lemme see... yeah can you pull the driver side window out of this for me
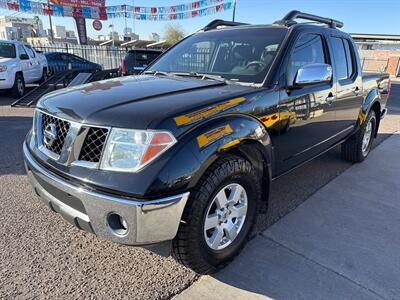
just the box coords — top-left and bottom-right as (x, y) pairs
(18, 45), (28, 59)
(288, 34), (326, 86)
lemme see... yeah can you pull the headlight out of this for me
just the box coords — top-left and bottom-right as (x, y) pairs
(100, 128), (176, 172)
(0, 65), (7, 72)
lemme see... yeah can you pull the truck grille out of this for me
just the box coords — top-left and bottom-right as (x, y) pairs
(41, 113), (70, 155)
(79, 127), (109, 163)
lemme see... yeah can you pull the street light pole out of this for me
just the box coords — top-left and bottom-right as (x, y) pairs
(47, 0), (54, 42)
(232, 0), (237, 22)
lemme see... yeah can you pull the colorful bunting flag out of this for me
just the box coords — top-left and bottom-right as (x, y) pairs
(0, 0), (233, 21)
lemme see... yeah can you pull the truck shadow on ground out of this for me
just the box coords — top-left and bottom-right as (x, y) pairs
(0, 116), (32, 175)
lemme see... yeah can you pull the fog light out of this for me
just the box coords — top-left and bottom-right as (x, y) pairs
(107, 213), (128, 236)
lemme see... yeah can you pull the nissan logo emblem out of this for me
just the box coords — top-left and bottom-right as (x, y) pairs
(43, 123), (57, 147)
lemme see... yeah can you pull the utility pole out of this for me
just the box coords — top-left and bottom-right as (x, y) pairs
(109, 23), (115, 47)
(124, 5), (127, 38)
(232, 0), (237, 22)
(47, 0), (54, 42)
(132, 0), (136, 36)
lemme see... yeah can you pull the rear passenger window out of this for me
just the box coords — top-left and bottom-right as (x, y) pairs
(331, 37), (348, 80)
(331, 37), (355, 80)
(343, 39), (354, 77)
(288, 34), (326, 85)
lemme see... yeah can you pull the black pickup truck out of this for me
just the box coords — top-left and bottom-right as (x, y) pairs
(23, 11), (391, 274)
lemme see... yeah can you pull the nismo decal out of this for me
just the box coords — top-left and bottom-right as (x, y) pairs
(174, 97), (246, 126)
(197, 124), (233, 148)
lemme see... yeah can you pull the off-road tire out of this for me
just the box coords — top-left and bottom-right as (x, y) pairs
(11, 73), (25, 99)
(341, 109), (377, 163)
(172, 155), (261, 274)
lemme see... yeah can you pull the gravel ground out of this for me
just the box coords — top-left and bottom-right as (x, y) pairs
(0, 83), (399, 299)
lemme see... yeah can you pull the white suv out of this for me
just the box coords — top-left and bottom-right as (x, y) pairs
(0, 40), (48, 98)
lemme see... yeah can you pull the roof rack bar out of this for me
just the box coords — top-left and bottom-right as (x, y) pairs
(201, 19), (248, 31)
(274, 10), (343, 28)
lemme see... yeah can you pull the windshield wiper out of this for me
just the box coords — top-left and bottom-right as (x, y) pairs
(142, 70), (171, 76)
(171, 72), (227, 83)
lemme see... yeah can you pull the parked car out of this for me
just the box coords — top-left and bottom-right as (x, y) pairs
(0, 40), (48, 98)
(23, 11), (391, 274)
(120, 49), (163, 75)
(44, 52), (102, 75)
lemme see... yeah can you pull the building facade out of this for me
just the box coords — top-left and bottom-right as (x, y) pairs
(0, 16), (44, 40)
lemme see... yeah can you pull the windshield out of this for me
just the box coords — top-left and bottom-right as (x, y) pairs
(148, 27), (287, 84)
(0, 42), (16, 58)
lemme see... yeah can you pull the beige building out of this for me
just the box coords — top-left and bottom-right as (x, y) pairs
(0, 16), (44, 40)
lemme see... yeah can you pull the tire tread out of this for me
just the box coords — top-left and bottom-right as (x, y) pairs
(172, 155), (260, 274)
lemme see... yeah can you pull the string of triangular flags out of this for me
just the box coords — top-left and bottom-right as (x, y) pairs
(0, 0), (233, 21)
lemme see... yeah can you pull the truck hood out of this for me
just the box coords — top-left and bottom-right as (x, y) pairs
(0, 57), (13, 64)
(37, 75), (254, 134)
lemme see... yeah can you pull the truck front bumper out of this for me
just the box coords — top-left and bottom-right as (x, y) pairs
(0, 73), (14, 89)
(23, 143), (189, 246)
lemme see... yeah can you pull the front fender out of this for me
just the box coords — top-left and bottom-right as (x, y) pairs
(143, 114), (273, 199)
(179, 114), (273, 189)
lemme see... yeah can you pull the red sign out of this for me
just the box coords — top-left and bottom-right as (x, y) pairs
(50, 0), (105, 8)
(92, 19), (102, 31)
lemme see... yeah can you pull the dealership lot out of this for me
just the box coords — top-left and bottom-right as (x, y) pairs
(0, 83), (399, 299)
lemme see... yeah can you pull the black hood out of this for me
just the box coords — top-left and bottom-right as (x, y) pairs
(37, 75), (254, 135)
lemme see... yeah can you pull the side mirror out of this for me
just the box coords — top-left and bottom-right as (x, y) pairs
(293, 63), (332, 87)
(20, 53), (29, 60)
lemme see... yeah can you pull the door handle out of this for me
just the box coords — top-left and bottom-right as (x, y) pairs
(353, 87), (361, 95)
(325, 94), (336, 105)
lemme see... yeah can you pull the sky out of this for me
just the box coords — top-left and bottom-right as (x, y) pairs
(1, 0), (399, 40)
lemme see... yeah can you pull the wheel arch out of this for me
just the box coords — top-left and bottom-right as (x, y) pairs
(182, 114), (273, 213)
(15, 70), (23, 78)
(361, 87), (382, 137)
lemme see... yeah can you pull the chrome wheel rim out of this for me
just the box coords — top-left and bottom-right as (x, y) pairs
(17, 78), (24, 95)
(204, 183), (248, 250)
(362, 119), (373, 155)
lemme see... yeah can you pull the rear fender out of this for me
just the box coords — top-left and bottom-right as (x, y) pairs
(358, 87), (381, 135)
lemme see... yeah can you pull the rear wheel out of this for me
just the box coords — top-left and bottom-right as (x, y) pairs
(172, 156), (260, 274)
(341, 109), (377, 162)
(11, 73), (25, 98)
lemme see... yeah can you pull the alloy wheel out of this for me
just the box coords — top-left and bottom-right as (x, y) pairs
(204, 183), (248, 250)
(17, 78), (24, 95)
(361, 119), (373, 156)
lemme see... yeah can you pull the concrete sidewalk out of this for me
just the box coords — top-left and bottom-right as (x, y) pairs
(177, 134), (400, 300)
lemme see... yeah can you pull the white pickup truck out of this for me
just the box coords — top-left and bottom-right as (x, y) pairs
(0, 40), (48, 98)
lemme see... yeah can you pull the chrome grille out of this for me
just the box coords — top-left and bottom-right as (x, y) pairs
(79, 127), (108, 163)
(41, 113), (70, 155)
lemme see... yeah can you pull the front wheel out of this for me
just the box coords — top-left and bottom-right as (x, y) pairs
(11, 73), (25, 98)
(39, 68), (49, 84)
(341, 109), (377, 162)
(172, 156), (260, 274)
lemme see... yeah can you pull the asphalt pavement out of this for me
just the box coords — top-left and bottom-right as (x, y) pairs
(178, 129), (400, 300)
(0, 83), (399, 299)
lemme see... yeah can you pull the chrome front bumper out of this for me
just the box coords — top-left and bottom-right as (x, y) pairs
(23, 143), (189, 246)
